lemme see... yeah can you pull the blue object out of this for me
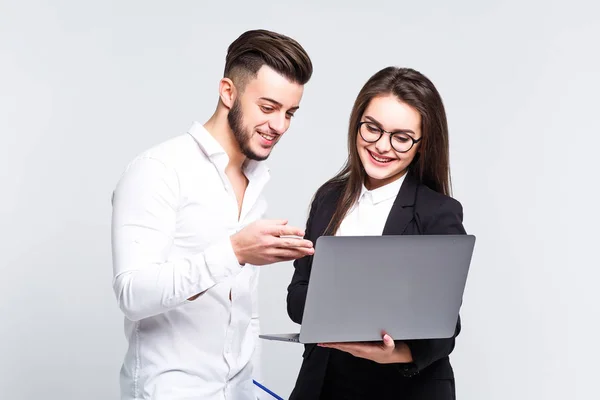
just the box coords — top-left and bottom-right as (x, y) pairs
(253, 379), (284, 400)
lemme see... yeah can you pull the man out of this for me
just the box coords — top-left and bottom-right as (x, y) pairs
(111, 29), (314, 400)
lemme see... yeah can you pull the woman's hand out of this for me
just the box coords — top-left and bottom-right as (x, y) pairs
(318, 333), (413, 364)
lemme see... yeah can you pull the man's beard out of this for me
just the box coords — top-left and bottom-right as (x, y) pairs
(227, 99), (268, 161)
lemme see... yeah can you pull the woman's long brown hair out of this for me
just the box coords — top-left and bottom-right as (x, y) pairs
(322, 67), (452, 235)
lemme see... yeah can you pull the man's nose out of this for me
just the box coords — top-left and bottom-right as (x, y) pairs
(269, 113), (288, 134)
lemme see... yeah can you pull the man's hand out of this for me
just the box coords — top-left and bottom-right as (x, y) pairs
(230, 219), (315, 266)
(318, 333), (413, 364)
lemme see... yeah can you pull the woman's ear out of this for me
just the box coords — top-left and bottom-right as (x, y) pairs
(410, 151), (421, 166)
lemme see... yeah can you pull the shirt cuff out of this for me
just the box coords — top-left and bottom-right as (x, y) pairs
(203, 236), (244, 281)
(395, 340), (430, 377)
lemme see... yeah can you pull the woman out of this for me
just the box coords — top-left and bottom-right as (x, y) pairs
(286, 67), (466, 399)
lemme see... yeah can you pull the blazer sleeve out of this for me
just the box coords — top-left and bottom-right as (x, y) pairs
(400, 197), (467, 376)
(286, 195), (320, 325)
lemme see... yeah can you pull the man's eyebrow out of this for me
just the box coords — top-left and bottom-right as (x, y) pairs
(259, 97), (300, 111)
(364, 115), (416, 135)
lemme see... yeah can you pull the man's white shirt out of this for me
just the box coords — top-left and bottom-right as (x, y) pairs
(111, 122), (269, 400)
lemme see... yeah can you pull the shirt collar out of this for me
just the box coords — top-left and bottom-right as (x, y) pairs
(187, 121), (270, 180)
(360, 171), (407, 205)
(188, 121), (226, 158)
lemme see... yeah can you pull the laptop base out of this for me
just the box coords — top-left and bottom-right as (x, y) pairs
(259, 333), (300, 342)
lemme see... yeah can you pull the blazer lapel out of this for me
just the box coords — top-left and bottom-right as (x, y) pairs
(382, 171), (419, 236)
(312, 172), (420, 238)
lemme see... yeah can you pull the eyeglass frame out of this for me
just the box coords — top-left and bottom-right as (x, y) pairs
(357, 121), (422, 153)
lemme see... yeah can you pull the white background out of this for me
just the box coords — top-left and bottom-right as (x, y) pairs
(1, 0), (598, 399)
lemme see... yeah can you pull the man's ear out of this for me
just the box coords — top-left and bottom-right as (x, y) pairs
(219, 77), (236, 109)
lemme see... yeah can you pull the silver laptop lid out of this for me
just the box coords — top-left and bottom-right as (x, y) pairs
(299, 234), (475, 344)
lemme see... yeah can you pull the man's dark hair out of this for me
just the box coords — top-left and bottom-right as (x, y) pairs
(224, 29), (313, 90)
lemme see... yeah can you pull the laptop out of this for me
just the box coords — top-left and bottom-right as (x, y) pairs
(260, 234), (475, 344)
